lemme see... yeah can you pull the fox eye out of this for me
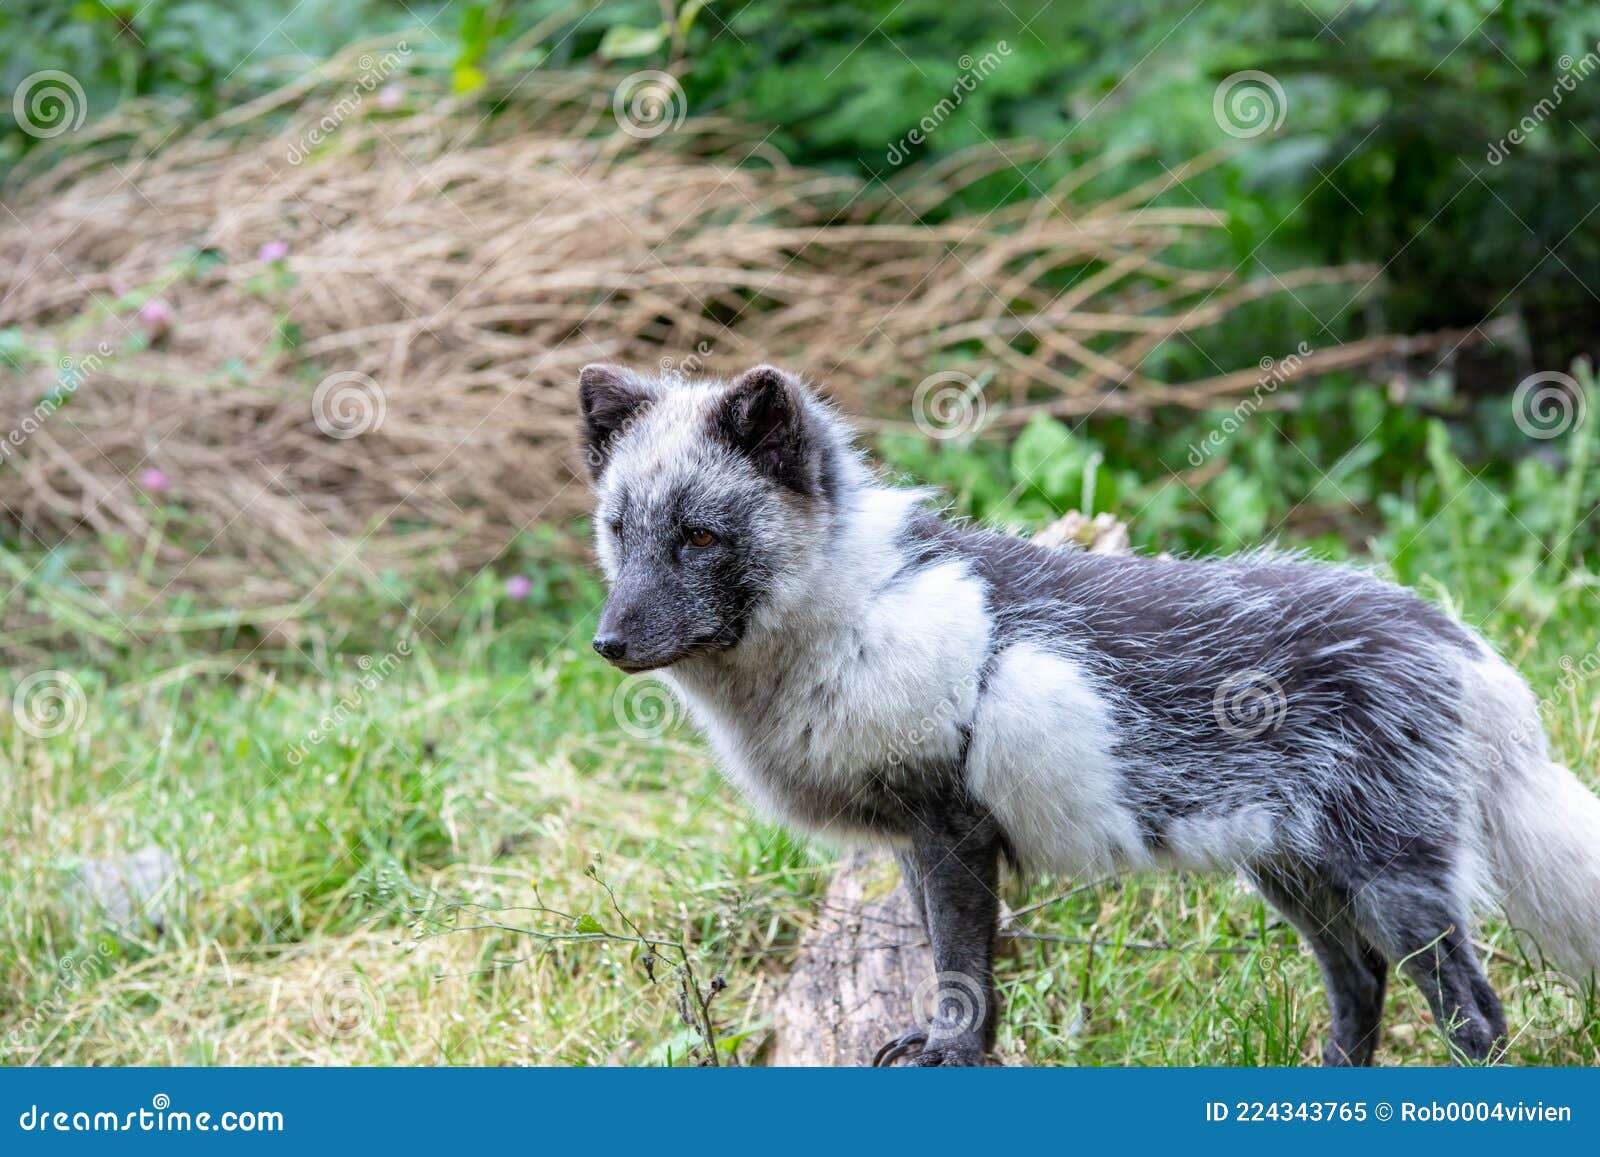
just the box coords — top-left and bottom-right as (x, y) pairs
(608, 518), (623, 538)
(684, 527), (717, 549)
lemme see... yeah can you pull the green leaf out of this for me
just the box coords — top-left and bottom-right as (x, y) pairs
(678, 1), (708, 36)
(0, 327), (29, 370)
(599, 24), (667, 61)
(457, 3), (490, 64)
(574, 914), (605, 935)
(1423, 419), (1466, 495)
(452, 63), (487, 94)
(1011, 415), (1093, 507)
(1207, 467), (1269, 543)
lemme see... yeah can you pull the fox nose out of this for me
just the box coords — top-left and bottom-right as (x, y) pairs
(593, 634), (627, 661)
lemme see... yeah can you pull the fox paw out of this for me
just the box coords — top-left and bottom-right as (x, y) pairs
(872, 1030), (984, 1067)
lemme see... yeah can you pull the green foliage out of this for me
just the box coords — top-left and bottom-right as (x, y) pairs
(0, 1), (439, 153)
(580, 1), (1600, 362)
(878, 365), (1600, 655)
(9, 2), (1596, 365)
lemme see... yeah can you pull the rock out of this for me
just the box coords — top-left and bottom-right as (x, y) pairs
(68, 846), (188, 933)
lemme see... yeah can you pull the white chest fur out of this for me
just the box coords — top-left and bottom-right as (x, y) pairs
(666, 558), (990, 831)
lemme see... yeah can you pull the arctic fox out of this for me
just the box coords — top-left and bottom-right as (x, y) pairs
(579, 362), (1600, 1066)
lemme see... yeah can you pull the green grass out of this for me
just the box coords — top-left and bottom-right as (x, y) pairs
(4, 376), (1600, 1066)
(4, 544), (1599, 1065)
(0, 622), (831, 1065)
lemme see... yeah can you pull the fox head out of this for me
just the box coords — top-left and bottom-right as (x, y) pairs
(578, 363), (852, 671)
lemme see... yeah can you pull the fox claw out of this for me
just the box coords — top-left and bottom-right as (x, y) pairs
(872, 1030), (928, 1066)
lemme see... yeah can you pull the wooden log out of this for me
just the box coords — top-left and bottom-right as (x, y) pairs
(766, 851), (931, 1066)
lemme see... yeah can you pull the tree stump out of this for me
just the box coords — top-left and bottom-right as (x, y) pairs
(766, 852), (930, 1066)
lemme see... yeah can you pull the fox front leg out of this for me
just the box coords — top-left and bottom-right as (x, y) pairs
(875, 812), (1002, 1067)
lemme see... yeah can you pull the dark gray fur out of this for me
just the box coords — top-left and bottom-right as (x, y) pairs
(900, 516), (1506, 1065)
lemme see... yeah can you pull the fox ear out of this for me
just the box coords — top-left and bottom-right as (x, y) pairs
(714, 365), (817, 494)
(578, 364), (654, 479)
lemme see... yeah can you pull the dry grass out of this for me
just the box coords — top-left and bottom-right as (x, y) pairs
(0, 48), (1427, 608)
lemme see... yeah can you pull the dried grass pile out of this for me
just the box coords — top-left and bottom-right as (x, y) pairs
(0, 50), (1415, 612)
